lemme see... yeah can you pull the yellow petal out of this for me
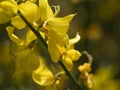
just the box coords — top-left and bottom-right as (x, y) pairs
(0, 0), (18, 23)
(0, 8), (10, 23)
(32, 59), (55, 86)
(44, 14), (75, 34)
(54, 14), (76, 23)
(26, 29), (37, 44)
(19, 1), (40, 23)
(6, 26), (22, 44)
(57, 45), (66, 55)
(66, 49), (81, 61)
(48, 30), (69, 45)
(15, 49), (39, 75)
(0, 0), (18, 14)
(39, 0), (53, 21)
(69, 32), (81, 45)
(11, 15), (25, 29)
(52, 5), (60, 16)
(62, 56), (73, 70)
(78, 63), (91, 72)
(48, 39), (60, 63)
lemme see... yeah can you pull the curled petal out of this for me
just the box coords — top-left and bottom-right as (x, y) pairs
(69, 32), (81, 45)
(32, 59), (55, 86)
(51, 5), (60, 16)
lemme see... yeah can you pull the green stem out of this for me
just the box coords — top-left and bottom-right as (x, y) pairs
(58, 61), (82, 89)
(18, 10), (48, 48)
(18, 10), (82, 90)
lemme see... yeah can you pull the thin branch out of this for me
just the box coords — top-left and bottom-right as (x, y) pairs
(58, 61), (82, 89)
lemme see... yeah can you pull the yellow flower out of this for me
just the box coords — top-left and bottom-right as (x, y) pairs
(11, 1), (40, 30)
(49, 33), (81, 70)
(6, 26), (22, 44)
(0, 0), (18, 23)
(6, 26), (37, 46)
(78, 63), (93, 88)
(38, 0), (77, 65)
(66, 49), (81, 61)
(78, 63), (91, 73)
(32, 58), (56, 86)
(19, 1), (40, 24)
(61, 49), (81, 70)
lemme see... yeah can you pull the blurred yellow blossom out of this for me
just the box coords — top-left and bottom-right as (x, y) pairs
(78, 63), (94, 88)
(0, 0), (18, 23)
(6, 26), (22, 44)
(91, 67), (120, 90)
(6, 26), (37, 46)
(78, 63), (91, 73)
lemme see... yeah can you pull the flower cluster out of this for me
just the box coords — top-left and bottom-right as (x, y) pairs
(78, 52), (94, 88)
(0, 0), (93, 89)
(78, 63), (94, 88)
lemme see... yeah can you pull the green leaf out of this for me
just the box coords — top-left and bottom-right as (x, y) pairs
(15, 48), (39, 75)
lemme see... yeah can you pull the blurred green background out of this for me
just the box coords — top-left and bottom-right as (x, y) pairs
(0, 0), (120, 90)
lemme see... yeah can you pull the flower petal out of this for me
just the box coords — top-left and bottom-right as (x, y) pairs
(45, 14), (75, 34)
(11, 15), (25, 29)
(78, 63), (91, 72)
(39, 0), (53, 21)
(19, 1), (40, 23)
(48, 39), (60, 63)
(48, 30), (69, 45)
(32, 59), (55, 86)
(0, 8), (10, 23)
(0, 0), (18, 23)
(66, 49), (81, 61)
(62, 56), (73, 70)
(26, 29), (37, 44)
(6, 26), (22, 44)
(69, 32), (81, 45)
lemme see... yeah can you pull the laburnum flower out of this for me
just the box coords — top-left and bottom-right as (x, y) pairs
(0, 0), (18, 23)
(10, 0), (40, 30)
(6, 26), (37, 47)
(32, 58), (57, 86)
(78, 63), (94, 88)
(38, 0), (79, 64)
(5, 1), (40, 46)
(61, 33), (81, 70)
(49, 33), (81, 70)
